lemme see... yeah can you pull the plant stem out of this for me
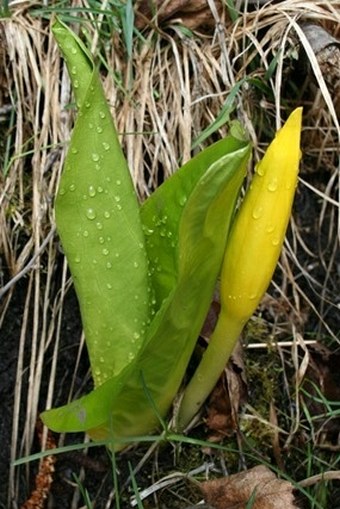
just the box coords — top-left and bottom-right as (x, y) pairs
(176, 311), (243, 431)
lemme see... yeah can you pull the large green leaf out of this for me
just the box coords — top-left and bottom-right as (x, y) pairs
(42, 20), (251, 443)
(52, 20), (150, 386)
(42, 140), (250, 440)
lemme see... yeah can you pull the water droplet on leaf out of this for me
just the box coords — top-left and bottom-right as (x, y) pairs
(86, 208), (96, 220)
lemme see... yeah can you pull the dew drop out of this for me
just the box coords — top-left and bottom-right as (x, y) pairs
(71, 147), (78, 155)
(142, 226), (154, 236)
(256, 164), (265, 176)
(99, 111), (106, 119)
(71, 66), (77, 75)
(116, 179), (121, 186)
(88, 123), (94, 129)
(114, 195), (121, 202)
(99, 236), (105, 244)
(107, 283), (112, 289)
(93, 258), (98, 264)
(69, 184), (76, 192)
(116, 204), (122, 211)
(88, 185), (96, 197)
(91, 153), (100, 162)
(104, 211), (110, 219)
(96, 126), (103, 134)
(272, 237), (280, 246)
(96, 222), (103, 230)
(102, 248), (109, 256)
(102, 142), (110, 151)
(74, 79), (79, 89)
(83, 230), (89, 237)
(179, 196), (187, 207)
(252, 206), (263, 219)
(133, 332), (140, 340)
(85, 102), (91, 109)
(115, 252), (120, 258)
(86, 208), (96, 220)
(128, 352), (135, 361)
(97, 186), (104, 193)
(59, 187), (66, 196)
(99, 356), (105, 363)
(94, 368), (101, 376)
(268, 178), (278, 192)
(266, 224), (275, 233)
(106, 262), (112, 269)
(74, 256), (80, 263)
(71, 47), (77, 55)
(133, 261), (139, 268)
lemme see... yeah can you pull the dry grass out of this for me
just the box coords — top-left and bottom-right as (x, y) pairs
(1, 0), (339, 507)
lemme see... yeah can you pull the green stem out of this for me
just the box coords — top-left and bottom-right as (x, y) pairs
(176, 311), (243, 430)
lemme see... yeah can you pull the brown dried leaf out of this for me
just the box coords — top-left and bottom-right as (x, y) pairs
(135, 0), (224, 31)
(200, 465), (299, 509)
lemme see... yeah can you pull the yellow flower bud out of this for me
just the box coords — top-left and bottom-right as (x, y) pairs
(220, 107), (302, 324)
(177, 108), (302, 430)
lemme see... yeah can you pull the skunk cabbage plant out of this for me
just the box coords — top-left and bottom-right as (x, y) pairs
(41, 19), (251, 446)
(177, 107), (302, 429)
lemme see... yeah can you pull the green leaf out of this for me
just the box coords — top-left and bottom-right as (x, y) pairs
(42, 20), (252, 443)
(102, 142), (251, 441)
(52, 19), (150, 386)
(41, 138), (250, 440)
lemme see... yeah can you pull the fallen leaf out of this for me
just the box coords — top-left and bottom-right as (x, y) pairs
(200, 465), (300, 509)
(135, 0), (225, 31)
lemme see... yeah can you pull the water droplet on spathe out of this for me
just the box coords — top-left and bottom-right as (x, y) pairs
(102, 142), (110, 151)
(74, 256), (80, 263)
(252, 206), (263, 219)
(96, 222), (103, 230)
(104, 211), (110, 218)
(71, 47), (77, 55)
(267, 178), (278, 192)
(69, 184), (76, 192)
(71, 147), (78, 155)
(97, 186), (104, 193)
(99, 236), (105, 244)
(91, 153), (100, 162)
(107, 283), (112, 289)
(256, 164), (265, 176)
(106, 262), (112, 269)
(74, 79), (79, 89)
(102, 248), (109, 256)
(83, 230), (89, 237)
(99, 111), (106, 119)
(96, 126), (103, 133)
